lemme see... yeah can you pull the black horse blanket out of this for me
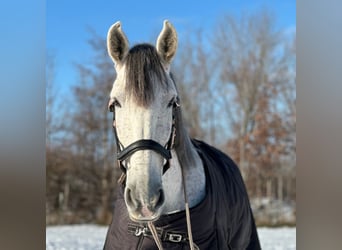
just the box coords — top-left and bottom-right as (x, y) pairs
(104, 139), (260, 249)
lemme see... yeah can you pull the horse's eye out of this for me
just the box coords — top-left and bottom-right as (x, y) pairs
(108, 98), (121, 112)
(167, 98), (174, 108)
(167, 96), (180, 108)
(113, 98), (122, 108)
(167, 97), (180, 108)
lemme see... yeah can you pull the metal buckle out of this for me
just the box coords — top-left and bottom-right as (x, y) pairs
(134, 227), (148, 237)
(168, 233), (182, 243)
(170, 126), (176, 149)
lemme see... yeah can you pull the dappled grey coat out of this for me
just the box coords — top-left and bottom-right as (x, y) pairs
(104, 139), (261, 249)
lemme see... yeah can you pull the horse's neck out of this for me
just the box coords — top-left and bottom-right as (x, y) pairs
(162, 145), (206, 214)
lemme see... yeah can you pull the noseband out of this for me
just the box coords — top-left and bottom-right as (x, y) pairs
(109, 101), (179, 177)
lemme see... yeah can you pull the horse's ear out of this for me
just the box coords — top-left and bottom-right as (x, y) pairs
(156, 20), (178, 65)
(107, 21), (129, 66)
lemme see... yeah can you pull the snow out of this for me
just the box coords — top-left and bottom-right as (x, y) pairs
(257, 227), (296, 250)
(46, 225), (296, 250)
(46, 225), (107, 250)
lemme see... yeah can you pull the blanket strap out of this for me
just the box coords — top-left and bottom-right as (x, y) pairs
(128, 223), (188, 243)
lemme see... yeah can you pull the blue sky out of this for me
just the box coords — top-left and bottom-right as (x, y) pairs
(47, 0), (296, 96)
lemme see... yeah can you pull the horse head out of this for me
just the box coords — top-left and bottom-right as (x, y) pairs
(107, 21), (179, 222)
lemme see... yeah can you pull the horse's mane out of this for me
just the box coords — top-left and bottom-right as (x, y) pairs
(122, 44), (196, 169)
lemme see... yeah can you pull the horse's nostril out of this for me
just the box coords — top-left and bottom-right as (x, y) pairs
(125, 188), (137, 208)
(154, 189), (165, 209)
(147, 189), (164, 210)
(125, 187), (164, 214)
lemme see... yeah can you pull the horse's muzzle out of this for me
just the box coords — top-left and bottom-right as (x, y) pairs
(124, 187), (165, 222)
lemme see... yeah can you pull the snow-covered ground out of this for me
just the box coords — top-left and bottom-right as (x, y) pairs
(46, 225), (296, 250)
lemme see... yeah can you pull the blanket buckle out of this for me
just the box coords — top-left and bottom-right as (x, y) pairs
(168, 233), (182, 242)
(134, 227), (148, 237)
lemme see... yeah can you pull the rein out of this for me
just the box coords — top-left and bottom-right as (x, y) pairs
(108, 100), (198, 250)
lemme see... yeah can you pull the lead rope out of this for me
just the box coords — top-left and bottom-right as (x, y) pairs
(146, 166), (199, 250)
(181, 165), (200, 250)
(147, 221), (164, 250)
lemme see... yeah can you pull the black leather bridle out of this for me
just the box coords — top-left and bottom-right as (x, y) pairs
(109, 100), (179, 176)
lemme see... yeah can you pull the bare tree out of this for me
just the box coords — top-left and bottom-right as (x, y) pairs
(173, 30), (218, 142)
(46, 52), (56, 148)
(213, 10), (288, 179)
(46, 32), (120, 225)
(70, 31), (119, 224)
(46, 52), (75, 224)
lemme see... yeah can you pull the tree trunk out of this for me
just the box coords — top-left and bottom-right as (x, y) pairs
(266, 178), (272, 199)
(239, 139), (246, 180)
(277, 175), (283, 201)
(63, 182), (69, 211)
(256, 174), (262, 198)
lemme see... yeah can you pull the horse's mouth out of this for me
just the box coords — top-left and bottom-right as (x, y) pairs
(125, 189), (165, 222)
(128, 207), (161, 222)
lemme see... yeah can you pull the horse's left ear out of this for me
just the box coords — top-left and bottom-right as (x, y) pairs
(156, 20), (178, 66)
(107, 21), (129, 66)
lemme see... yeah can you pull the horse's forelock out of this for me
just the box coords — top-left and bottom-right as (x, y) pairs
(123, 44), (168, 107)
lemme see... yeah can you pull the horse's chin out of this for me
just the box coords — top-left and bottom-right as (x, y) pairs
(125, 197), (164, 222)
(128, 209), (161, 223)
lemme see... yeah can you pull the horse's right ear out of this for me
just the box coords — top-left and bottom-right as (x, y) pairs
(156, 20), (178, 66)
(107, 21), (129, 66)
